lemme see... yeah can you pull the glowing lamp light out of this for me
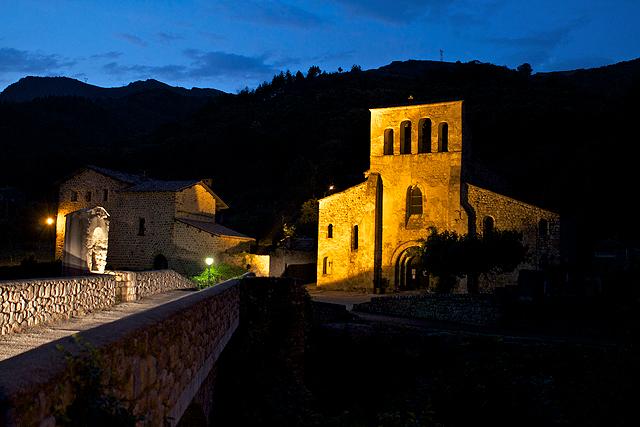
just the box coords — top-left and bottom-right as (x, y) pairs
(205, 257), (214, 266)
(328, 185), (335, 191)
(45, 217), (55, 226)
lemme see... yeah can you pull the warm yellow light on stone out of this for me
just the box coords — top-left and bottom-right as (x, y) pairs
(45, 217), (54, 226)
(205, 257), (214, 266)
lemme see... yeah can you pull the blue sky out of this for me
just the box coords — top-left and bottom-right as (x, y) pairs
(1, 0), (638, 93)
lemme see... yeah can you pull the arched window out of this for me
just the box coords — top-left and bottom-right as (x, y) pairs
(327, 224), (333, 238)
(482, 216), (494, 237)
(418, 118), (431, 153)
(85, 191), (92, 202)
(70, 190), (78, 202)
(438, 122), (448, 152)
(400, 121), (411, 154)
(352, 225), (359, 251)
(406, 186), (423, 216)
(383, 129), (394, 155)
(538, 219), (549, 238)
(322, 256), (332, 275)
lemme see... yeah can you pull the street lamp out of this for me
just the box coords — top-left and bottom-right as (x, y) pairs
(205, 257), (214, 286)
(45, 217), (54, 226)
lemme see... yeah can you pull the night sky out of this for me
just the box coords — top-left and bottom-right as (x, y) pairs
(1, 0), (639, 93)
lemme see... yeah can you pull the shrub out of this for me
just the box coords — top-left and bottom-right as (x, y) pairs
(191, 263), (247, 289)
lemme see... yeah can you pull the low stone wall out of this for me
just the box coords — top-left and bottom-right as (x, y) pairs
(354, 294), (502, 326)
(0, 278), (241, 426)
(0, 270), (196, 335)
(0, 275), (118, 335)
(134, 269), (196, 299)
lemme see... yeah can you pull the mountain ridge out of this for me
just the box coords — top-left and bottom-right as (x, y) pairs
(0, 76), (225, 102)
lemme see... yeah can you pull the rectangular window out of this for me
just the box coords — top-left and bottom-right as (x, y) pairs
(352, 225), (359, 251)
(70, 191), (78, 202)
(85, 191), (92, 202)
(138, 217), (146, 236)
(103, 189), (108, 202)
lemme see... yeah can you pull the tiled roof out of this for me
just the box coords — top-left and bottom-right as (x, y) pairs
(86, 165), (147, 184)
(83, 165), (229, 209)
(124, 180), (201, 192)
(176, 218), (254, 240)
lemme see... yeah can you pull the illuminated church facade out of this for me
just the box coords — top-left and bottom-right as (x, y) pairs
(317, 101), (560, 292)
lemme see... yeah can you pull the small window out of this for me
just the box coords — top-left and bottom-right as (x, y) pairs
(103, 189), (108, 202)
(418, 118), (432, 153)
(383, 129), (394, 155)
(400, 121), (411, 154)
(322, 256), (332, 275)
(483, 216), (494, 237)
(138, 217), (146, 236)
(407, 186), (423, 216)
(538, 219), (549, 238)
(70, 191), (78, 202)
(352, 225), (359, 251)
(438, 122), (448, 152)
(327, 224), (333, 238)
(85, 191), (92, 202)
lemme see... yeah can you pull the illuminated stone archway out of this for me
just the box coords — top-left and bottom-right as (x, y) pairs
(390, 242), (426, 290)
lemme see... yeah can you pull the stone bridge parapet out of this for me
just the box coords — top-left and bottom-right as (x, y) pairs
(0, 278), (240, 426)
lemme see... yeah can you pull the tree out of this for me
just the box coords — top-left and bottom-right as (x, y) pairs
(517, 63), (533, 77)
(350, 64), (362, 73)
(295, 198), (318, 237)
(418, 227), (527, 293)
(306, 65), (321, 79)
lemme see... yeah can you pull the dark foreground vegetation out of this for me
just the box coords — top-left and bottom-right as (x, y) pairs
(209, 290), (637, 427)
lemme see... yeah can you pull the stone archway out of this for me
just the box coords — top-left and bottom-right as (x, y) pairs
(393, 245), (427, 290)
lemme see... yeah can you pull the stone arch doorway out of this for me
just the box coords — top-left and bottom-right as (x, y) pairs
(394, 246), (427, 290)
(153, 253), (168, 269)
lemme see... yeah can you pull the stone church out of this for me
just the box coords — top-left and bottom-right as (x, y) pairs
(317, 101), (560, 292)
(55, 166), (255, 275)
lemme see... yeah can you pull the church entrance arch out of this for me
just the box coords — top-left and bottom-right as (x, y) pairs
(393, 246), (427, 290)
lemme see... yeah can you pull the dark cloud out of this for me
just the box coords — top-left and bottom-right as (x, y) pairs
(330, 0), (443, 24)
(103, 62), (187, 80)
(199, 31), (226, 42)
(117, 33), (147, 47)
(484, 19), (586, 68)
(157, 32), (183, 43)
(185, 49), (276, 78)
(217, 0), (324, 28)
(0, 47), (75, 73)
(90, 51), (123, 60)
(102, 50), (276, 82)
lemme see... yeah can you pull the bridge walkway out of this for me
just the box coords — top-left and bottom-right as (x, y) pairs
(0, 289), (195, 362)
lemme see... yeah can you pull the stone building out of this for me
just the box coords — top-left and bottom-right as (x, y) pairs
(55, 166), (254, 275)
(317, 101), (560, 292)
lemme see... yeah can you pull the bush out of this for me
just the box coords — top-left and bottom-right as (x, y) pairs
(191, 263), (247, 289)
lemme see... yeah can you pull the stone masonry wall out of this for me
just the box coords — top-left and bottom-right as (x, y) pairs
(370, 102), (468, 287)
(466, 184), (561, 290)
(0, 270), (196, 335)
(354, 293), (502, 326)
(317, 175), (378, 290)
(56, 169), (130, 259)
(134, 269), (196, 298)
(0, 275), (118, 335)
(0, 279), (240, 426)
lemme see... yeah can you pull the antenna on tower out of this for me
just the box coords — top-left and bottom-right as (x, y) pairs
(440, 49), (444, 62)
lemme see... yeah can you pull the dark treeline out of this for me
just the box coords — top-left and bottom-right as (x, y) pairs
(1, 58), (639, 258)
